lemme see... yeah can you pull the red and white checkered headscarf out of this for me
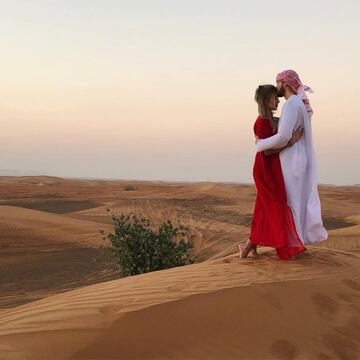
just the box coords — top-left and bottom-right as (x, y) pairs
(276, 69), (313, 116)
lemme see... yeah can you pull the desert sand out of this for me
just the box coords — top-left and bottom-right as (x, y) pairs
(0, 176), (359, 359)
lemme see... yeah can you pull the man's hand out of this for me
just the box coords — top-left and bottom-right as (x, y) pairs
(288, 126), (303, 146)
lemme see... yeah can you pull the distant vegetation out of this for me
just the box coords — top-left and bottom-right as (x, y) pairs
(124, 185), (137, 191)
(100, 211), (194, 277)
(322, 216), (356, 230)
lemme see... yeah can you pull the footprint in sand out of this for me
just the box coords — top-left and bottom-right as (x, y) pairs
(323, 332), (358, 360)
(167, 284), (187, 292)
(340, 252), (358, 259)
(336, 293), (353, 302)
(296, 252), (313, 259)
(252, 286), (282, 310)
(343, 279), (360, 291)
(99, 304), (124, 316)
(317, 353), (333, 360)
(208, 272), (219, 277)
(311, 293), (340, 317)
(270, 339), (298, 360)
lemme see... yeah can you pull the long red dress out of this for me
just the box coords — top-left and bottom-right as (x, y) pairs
(249, 116), (306, 259)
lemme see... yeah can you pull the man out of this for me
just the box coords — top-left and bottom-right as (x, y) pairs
(256, 70), (328, 244)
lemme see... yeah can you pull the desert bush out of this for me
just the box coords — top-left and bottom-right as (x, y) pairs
(100, 211), (193, 277)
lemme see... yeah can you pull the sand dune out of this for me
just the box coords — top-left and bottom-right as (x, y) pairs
(0, 247), (359, 359)
(0, 205), (116, 309)
(318, 224), (360, 252)
(0, 177), (359, 359)
(0, 205), (111, 254)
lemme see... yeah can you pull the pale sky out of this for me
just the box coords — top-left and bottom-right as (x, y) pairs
(0, 0), (359, 185)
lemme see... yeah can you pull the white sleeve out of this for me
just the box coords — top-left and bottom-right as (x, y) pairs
(256, 100), (299, 152)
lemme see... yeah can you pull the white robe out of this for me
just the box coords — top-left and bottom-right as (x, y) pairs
(256, 95), (328, 244)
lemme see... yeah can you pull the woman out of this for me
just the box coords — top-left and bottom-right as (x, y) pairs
(240, 85), (306, 260)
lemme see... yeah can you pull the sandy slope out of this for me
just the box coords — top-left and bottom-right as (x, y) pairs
(0, 247), (359, 360)
(0, 205), (110, 253)
(0, 178), (359, 359)
(0, 206), (117, 309)
(317, 214), (360, 252)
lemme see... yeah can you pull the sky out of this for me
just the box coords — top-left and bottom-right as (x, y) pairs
(0, 0), (359, 185)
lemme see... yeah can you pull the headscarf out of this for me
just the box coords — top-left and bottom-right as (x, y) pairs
(276, 69), (314, 116)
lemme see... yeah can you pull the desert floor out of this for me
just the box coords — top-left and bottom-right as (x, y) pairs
(0, 176), (359, 359)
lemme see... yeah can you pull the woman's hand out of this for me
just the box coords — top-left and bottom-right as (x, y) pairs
(288, 127), (303, 146)
(255, 135), (259, 144)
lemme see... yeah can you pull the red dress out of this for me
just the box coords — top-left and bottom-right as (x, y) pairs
(249, 116), (306, 260)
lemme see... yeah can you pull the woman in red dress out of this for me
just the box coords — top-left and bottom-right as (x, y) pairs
(240, 85), (306, 260)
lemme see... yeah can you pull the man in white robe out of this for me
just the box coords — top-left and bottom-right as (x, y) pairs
(256, 70), (328, 244)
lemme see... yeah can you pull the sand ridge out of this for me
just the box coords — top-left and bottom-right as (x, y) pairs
(0, 247), (359, 359)
(0, 205), (112, 253)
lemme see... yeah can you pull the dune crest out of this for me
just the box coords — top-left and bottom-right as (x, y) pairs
(0, 247), (359, 359)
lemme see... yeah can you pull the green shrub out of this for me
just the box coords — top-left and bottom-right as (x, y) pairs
(100, 211), (193, 277)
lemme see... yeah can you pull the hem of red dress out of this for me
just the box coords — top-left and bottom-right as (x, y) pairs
(249, 237), (306, 260)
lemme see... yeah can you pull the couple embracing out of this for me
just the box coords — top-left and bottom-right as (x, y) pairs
(240, 69), (328, 260)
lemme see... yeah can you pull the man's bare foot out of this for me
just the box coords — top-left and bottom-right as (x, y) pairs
(239, 239), (255, 259)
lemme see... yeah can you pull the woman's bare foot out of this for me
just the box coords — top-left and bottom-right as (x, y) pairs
(239, 239), (255, 259)
(249, 245), (258, 257)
